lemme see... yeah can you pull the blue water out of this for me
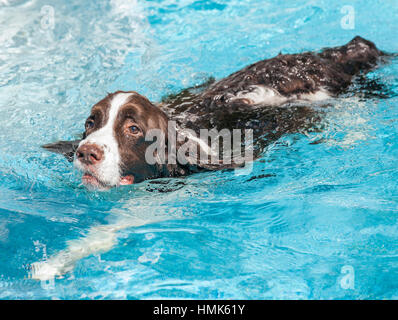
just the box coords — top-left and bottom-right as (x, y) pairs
(0, 0), (397, 299)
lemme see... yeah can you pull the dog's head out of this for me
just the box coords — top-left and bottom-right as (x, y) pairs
(44, 90), (245, 189)
(74, 91), (169, 189)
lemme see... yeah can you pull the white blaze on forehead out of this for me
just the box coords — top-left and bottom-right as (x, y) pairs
(74, 92), (134, 186)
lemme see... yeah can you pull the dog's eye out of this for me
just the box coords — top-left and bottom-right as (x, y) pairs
(128, 125), (140, 134)
(85, 119), (95, 130)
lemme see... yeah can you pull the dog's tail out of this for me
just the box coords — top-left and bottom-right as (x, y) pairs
(319, 36), (386, 76)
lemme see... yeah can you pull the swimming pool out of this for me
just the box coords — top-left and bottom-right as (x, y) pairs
(0, 0), (397, 299)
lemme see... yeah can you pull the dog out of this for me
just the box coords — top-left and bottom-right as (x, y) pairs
(43, 36), (387, 189)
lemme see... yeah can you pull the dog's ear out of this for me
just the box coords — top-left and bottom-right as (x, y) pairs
(42, 140), (81, 162)
(173, 129), (251, 173)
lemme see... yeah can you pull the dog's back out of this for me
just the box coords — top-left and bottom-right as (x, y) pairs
(159, 36), (387, 164)
(199, 36), (384, 103)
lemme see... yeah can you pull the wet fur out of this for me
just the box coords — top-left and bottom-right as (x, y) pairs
(44, 36), (388, 181)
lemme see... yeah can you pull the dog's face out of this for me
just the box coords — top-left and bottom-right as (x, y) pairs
(74, 91), (169, 189)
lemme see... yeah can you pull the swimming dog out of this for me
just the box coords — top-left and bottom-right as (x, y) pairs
(43, 36), (387, 189)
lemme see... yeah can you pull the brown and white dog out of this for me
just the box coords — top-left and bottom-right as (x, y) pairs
(43, 36), (388, 189)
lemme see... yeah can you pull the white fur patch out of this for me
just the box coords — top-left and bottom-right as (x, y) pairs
(29, 215), (156, 281)
(232, 85), (288, 106)
(74, 92), (133, 186)
(299, 88), (331, 101)
(29, 195), (179, 281)
(230, 85), (331, 106)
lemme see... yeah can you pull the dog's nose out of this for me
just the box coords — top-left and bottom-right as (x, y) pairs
(76, 144), (103, 165)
